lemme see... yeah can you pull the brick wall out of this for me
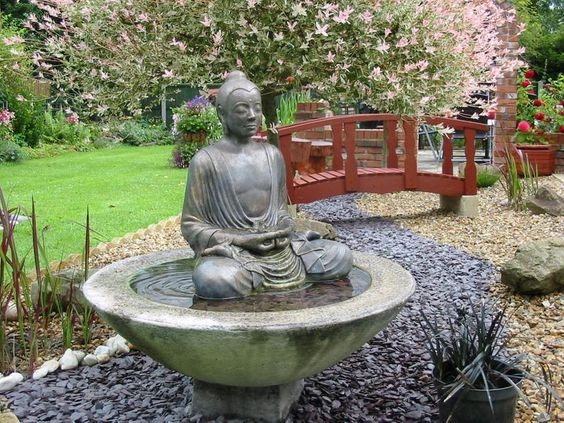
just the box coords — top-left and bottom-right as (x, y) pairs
(293, 102), (409, 171)
(493, 0), (520, 166)
(546, 133), (564, 173)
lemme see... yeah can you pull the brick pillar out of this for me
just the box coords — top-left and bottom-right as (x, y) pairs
(494, 0), (520, 165)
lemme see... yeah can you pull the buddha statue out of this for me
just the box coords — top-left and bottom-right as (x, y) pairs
(181, 71), (352, 299)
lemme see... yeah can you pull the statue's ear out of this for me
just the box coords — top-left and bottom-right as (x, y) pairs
(217, 105), (224, 123)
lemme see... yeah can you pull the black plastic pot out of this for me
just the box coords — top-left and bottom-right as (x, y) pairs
(434, 361), (523, 423)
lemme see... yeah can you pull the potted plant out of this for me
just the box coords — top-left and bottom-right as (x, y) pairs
(420, 301), (560, 423)
(514, 70), (563, 175)
(170, 96), (222, 168)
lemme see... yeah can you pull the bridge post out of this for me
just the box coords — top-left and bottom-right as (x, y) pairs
(402, 118), (418, 189)
(344, 122), (359, 191)
(279, 133), (295, 201)
(331, 123), (344, 171)
(384, 120), (398, 168)
(463, 128), (477, 195)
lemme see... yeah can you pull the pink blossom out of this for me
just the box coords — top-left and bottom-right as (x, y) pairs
(384, 28), (392, 38)
(3, 35), (25, 46)
(369, 67), (382, 80)
(163, 69), (176, 79)
(360, 11), (373, 24)
(386, 91), (397, 99)
(137, 13), (149, 22)
(16, 95), (26, 102)
(65, 114), (79, 124)
(287, 21), (298, 31)
(326, 51), (335, 63)
(333, 7), (353, 24)
(517, 121), (531, 132)
(395, 37), (408, 48)
(375, 40), (389, 54)
(201, 15), (212, 27)
(315, 23), (329, 37)
(12, 63), (20, 71)
(0, 109), (15, 126)
(170, 38), (187, 51)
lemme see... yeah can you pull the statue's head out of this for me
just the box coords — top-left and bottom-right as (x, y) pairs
(216, 71), (262, 139)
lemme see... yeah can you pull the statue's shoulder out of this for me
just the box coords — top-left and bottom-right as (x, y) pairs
(188, 144), (219, 169)
(259, 141), (284, 159)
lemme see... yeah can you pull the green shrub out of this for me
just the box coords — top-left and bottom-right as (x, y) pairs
(115, 120), (174, 146)
(476, 168), (500, 188)
(21, 143), (93, 160)
(41, 110), (99, 146)
(0, 141), (24, 163)
(171, 140), (204, 168)
(0, 17), (46, 147)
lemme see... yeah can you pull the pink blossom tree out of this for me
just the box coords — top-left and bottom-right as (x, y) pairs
(27, 0), (522, 128)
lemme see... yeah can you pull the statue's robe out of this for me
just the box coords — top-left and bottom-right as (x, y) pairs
(181, 142), (352, 299)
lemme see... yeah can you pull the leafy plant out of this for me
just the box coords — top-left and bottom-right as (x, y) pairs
(172, 96), (222, 140)
(420, 301), (560, 418)
(515, 71), (564, 144)
(476, 168), (500, 189)
(41, 110), (99, 148)
(0, 141), (23, 163)
(114, 120), (174, 146)
(276, 90), (311, 125)
(170, 140), (205, 169)
(498, 146), (539, 210)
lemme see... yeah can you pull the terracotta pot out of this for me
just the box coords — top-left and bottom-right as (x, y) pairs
(514, 144), (556, 176)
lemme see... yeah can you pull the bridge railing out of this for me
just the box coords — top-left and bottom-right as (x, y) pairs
(276, 114), (488, 197)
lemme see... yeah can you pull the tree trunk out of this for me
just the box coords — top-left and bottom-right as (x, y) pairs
(261, 91), (278, 147)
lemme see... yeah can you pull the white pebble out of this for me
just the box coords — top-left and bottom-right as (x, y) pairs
(43, 359), (60, 374)
(32, 367), (49, 380)
(59, 348), (79, 370)
(73, 350), (86, 363)
(96, 353), (110, 364)
(82, 354), (98, 366)
(0, 372), (23, 392)
(94, 345), (111, 357)
(106, 335), (130, 355)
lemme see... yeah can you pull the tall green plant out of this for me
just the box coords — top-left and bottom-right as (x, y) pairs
(276, 91), (311, 125)
(498, 146), (539, 210)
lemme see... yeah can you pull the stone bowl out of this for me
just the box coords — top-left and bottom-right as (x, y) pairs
(83, 248), (415, 387)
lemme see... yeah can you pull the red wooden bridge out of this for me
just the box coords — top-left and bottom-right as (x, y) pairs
(276, 114), (488, 205)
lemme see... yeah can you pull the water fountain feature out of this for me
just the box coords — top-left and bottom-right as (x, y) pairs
(83, 72), (415, 421)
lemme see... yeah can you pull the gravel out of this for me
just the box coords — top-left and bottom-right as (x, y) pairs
(4, 193), (510, 422)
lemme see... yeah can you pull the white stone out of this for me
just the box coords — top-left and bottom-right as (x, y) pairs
(107, 335), (130, 355)
(94, 345), (111, 357)
(0, 372), (24, 392)
(59, 348), (79, 370)
(96, 353), (110, 364)
(32, 366), (49, 380)
(105, 337), (118, 356)
(73, 350), (86, 363)
(82, 354), (98, 366)
(42, 359), (60, 374)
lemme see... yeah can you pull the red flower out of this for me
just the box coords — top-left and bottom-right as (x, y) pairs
(559, 110), (564, 116)
(544, 84), (552, 91)
(560, 125), (564, 133)
(517, 120), (531, 132)
(524, 69), (536, 79)
(560, 100), (564, 106)
(487, 110), (496, 119)
(534, 112), (545, 120)
(521, 79), (531, 88)
(532, 99), (543, 107)
(286, 76), (295, 83)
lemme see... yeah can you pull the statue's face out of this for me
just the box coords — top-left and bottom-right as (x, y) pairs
(222, 88), (262, 140)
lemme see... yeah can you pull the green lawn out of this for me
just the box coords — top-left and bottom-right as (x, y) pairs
(0, 145), (187, 263)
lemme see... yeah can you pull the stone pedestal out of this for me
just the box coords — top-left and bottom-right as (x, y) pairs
(192, 379), (304, 422)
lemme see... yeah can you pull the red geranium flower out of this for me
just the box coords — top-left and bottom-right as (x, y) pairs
(487, 110), (496, 119)
(286, 76), (296, 83)
(524, 69), (535, 79)
(517, 120), (531, 132)
(560, 125), (564, 133)
(534, 112), (544, 121)
(532, 99), (543, 107)
(521, 79), (531, 88)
